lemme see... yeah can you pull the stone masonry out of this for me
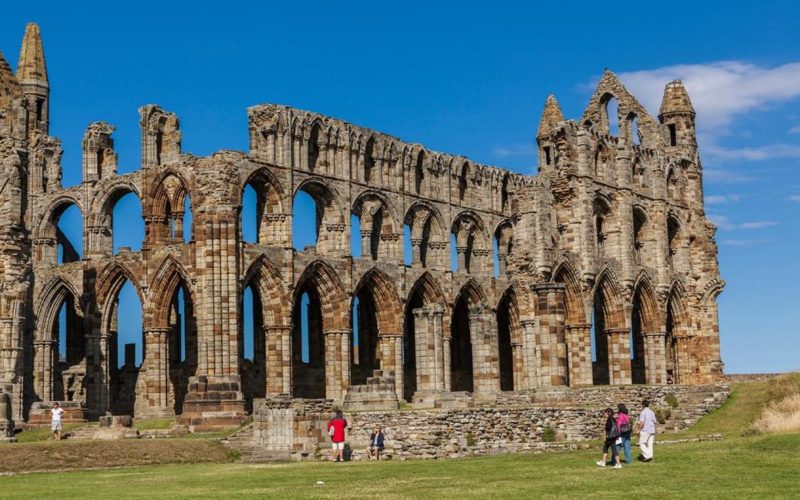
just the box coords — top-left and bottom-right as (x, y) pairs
(0, 24), (724, 430)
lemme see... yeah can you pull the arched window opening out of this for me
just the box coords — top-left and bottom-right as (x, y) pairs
(590, 297), (609, 385)
(493, 238), (501, 278)
(450, 233), (458, 272)
(420, 218), (431, 267)
(108, 280), (143, 415)
(242, 184), (258, 244)
(403, 224), (412, 266)
(292, 287), (325, 398)
(630, 115), (641, 145)
(450, 292), (474, 392)
(112, 192), (144, 254)
(364, 137), (376, 184)
(603, 95), (620, 136)
(414, 151), (425, 195)
(668, 124), (677, 146)
(496, 291), (516, 391)
(632, 160), (644, 188)
(666, 168), (679, 202)
(350, 214), (362, 257)
(293, 189), (322, 251)
(168, 284), (197, 414)
(240, 283), (265, 410)
(630, 291), (647, 384)
(308, 124), (322, 172)
(351, 289), (380, 386)
(633, 208), (647, 266)
(54, 294), (85, 402)
(465, 232), (475, 273)
(593, 199), (610, 257)
(367, 208), (384, 261)
(495, 224), (513, 278)
(182, 195), (193, 243)
(453, 216), (485, 274)
(501, 176), (510, 213)
(668, 217), (680, 270)
(458, 162), (468, 202)
(56, 204), (83, 264)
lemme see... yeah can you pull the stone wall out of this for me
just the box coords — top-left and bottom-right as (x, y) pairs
(247, 384), (729, 461)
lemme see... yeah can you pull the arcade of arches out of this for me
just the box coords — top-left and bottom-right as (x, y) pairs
(0, 24), (724, 429)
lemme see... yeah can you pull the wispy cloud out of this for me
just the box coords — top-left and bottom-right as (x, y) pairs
(704, 168), (756, 184)
(709, 214), (778, 231)
(789, 124), (800, 134)
(493, 144), (536, 159)
(616, 62), (800, 169)
(789, 194), (800, 202)
(721, 239), (771, 247)
(705, 194), (742, 204)
(618, 62), (800, 133)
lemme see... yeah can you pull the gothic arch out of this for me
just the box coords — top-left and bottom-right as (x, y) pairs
(147, 256), (194, 328)
(293, 260), (349, 331)
(36, 276), (83, 342)
(243, 254), (290, 327)
(96, 260), (144, 309)
(552, 260), (587, 324)
(352, 266), (403, 335)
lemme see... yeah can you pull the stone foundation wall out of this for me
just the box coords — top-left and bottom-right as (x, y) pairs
(248, 384), (729, 461)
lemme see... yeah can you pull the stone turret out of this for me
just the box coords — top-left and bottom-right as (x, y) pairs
(16, 22), (49, 139)
(536, 95), (564, 173)
(659, 80), (696, 148)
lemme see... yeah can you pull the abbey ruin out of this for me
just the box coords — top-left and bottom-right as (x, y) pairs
(0, 24), (724, 431)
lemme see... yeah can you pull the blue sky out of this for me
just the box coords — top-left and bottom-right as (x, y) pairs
(2, 0), (799, 373)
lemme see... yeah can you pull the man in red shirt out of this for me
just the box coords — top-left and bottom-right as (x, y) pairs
(327, 409), (348, 462)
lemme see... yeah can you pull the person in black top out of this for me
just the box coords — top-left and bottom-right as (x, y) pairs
(596, 407), (622, 468)
(369, 425), (385, 460)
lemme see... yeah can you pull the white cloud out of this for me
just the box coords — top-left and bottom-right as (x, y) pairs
(618, 62), (800, 132)
(708, 214), (778, 231)
(721, 239), (771, 246)
(615, 62), (800, 168)
(789, 195), (800, 202)
(739, 221), (778, 229)
(704, 168), (755, 184)
(789, 124), (800, 134)
(705, 194), (742, 204)
(493, 144), (536, 159)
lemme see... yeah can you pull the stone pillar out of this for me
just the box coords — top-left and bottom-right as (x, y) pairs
(324, 329), (351, 400)
(497, 253), (507, 277)
(566, 323), (593, 386)
(511, 341), (525, 390)
(360, 230), (372, 258)
(33, 339), (55, 402)
(469, 307), (500, 397)
(136, 327), (171, 417)
(410, 239), (422, 267)
(532, 284), (568, 387)
(413, 305), (445, 393)
(644, 331), (667, 384)
(456, 246), (467, 271)
(265, 325), (291, 396)
(378, 333), (403, 401)
(520, 319), (537, 389)
(606, 327), (632, 385)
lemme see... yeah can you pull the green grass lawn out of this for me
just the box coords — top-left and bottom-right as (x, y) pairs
(2, 379), (798, 499)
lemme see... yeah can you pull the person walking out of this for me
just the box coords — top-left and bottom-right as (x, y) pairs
(616, 403), (633, 464)
(327, 409), (348, 462)
(636, 399), (657, 462)
(368, 425), (385, 460)
(596, 407), (622, 468)
(50, 402), (65, 441)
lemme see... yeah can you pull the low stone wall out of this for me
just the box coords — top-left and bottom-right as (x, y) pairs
(244, 384), (730, 461)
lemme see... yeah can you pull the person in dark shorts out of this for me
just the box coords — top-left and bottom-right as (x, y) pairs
(368, 425), (385, 460)
(596, 407), (622, 468)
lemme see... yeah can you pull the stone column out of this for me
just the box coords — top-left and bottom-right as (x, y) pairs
(410, 239), (422, 267)
(532, 284), (568, 387)
(469, 307), (500, 397)
(33, 339), (55, 402)
(511, 341), (525, 390)
(456, 247), (467, 271)
(136, 327), (171, 417)
(360, 230), (372, 258)
(606, 327), (632, 385)
(324, 329), (351, 400)
(378, 333), (403, 400)
(497, 252), (507, 277)
(644, 331), (667, 384)
(413, 305), (445, 393)
(265, 325), (291, 396)
(566, 323), (593, 386)
(520, 319), (537, 389)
